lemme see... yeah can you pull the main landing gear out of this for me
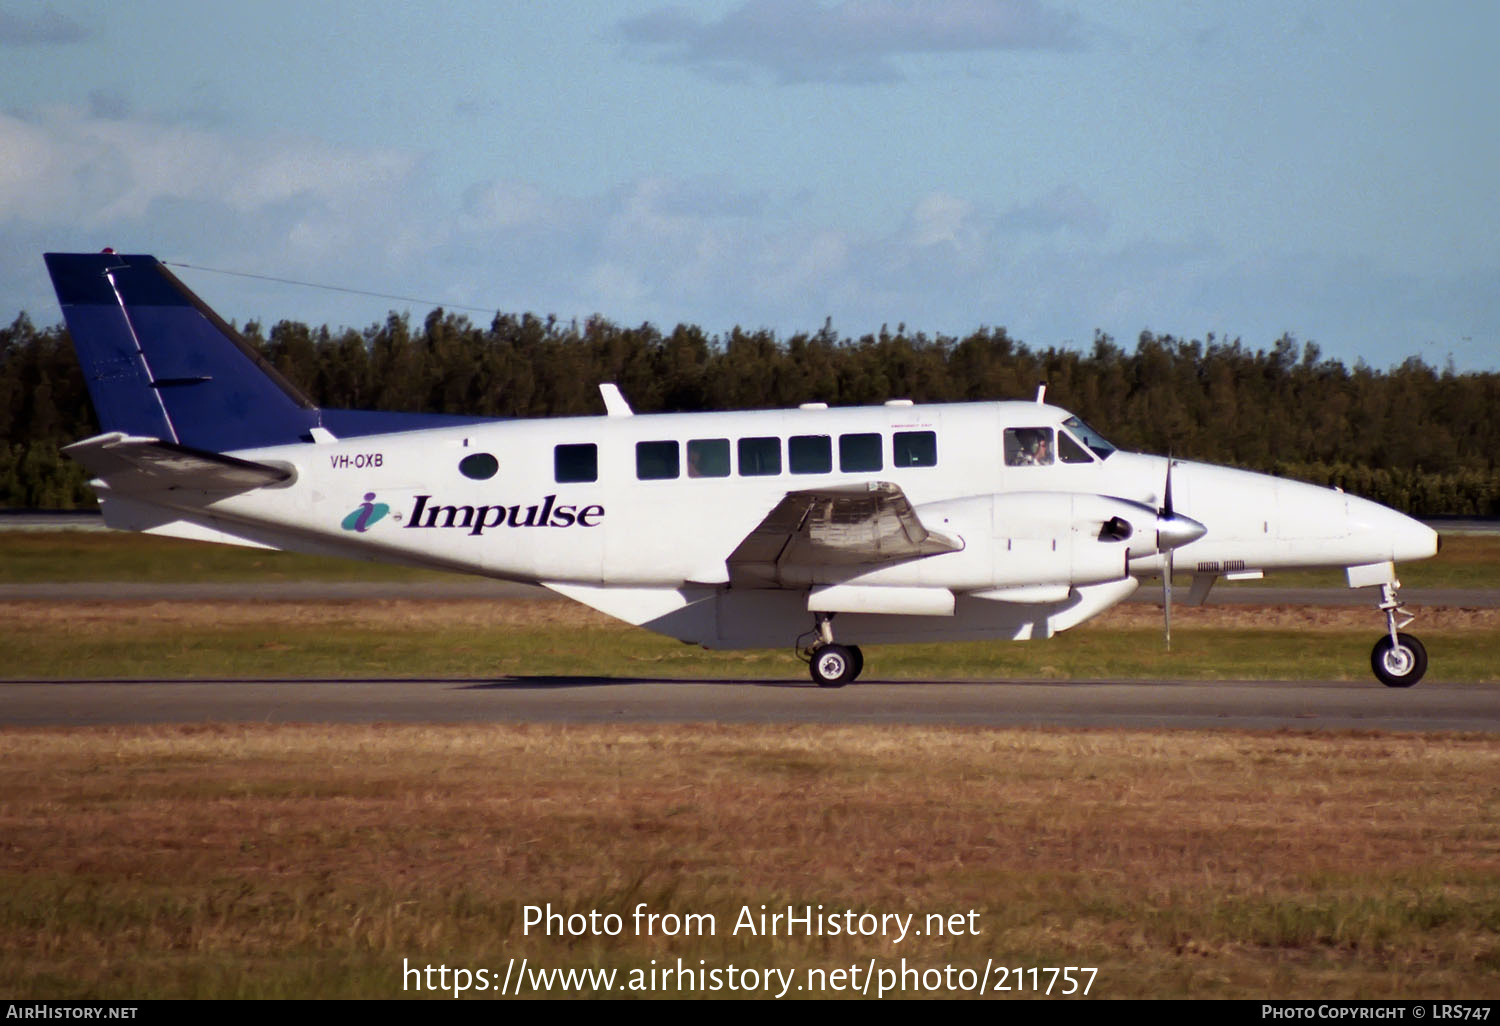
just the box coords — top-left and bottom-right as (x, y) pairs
(799, 612), (864, 687)
(1370, 581), (1427, 688)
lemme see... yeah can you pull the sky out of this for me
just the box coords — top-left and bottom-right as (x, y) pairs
(2, 1), (1496, 373)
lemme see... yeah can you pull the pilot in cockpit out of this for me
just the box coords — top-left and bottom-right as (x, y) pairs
(1031, 435), (1052, 465)
(1005, 428), (1055, 466)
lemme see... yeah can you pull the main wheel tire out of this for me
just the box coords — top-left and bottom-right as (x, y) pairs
(810, 644), (857, 688)
(847, 645), (864, 682)
(1371, 633), (1427, 688)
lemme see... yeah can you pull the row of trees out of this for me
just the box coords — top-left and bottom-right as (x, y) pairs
(3, 308), (1497, 513)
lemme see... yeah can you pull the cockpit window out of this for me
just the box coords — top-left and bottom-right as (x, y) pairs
(1004, 427), (1054, 466)
(1062, 416), (1116, 460)
(1058, 431), (1093, 464)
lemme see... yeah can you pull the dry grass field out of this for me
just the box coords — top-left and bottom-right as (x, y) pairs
(4, 595), (1498, 682)
(6, 595), (1499, 633)
(2, 723), (1497, 999)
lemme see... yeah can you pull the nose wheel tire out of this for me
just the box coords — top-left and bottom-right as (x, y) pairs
(1371, 633), (1427, 688)
(811, 644), (861, 688)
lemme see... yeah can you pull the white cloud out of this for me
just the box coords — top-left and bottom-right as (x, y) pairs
(0, 104), (441, 332)
(437, 175), (1121, 334)
(461, 180), (554, 230)
(908, 192), (973, 247)
(0, 106), (417, 227)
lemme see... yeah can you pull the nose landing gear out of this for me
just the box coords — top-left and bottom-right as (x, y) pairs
(799, 612), (865, 687)
(1371, 581), (1427, 687)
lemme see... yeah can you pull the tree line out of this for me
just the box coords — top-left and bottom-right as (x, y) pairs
(3, 308), (1497, 514)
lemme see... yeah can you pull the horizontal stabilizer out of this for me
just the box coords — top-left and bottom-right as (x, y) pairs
(62, 432), (293, 493)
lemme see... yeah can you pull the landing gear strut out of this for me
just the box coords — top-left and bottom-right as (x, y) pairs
(800, 612), (864, 687)
(1370, 581), (1427, 688)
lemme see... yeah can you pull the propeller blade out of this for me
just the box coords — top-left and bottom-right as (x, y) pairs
(1164, 548), (1173, 650)
(1161, 455), (1177, 650)
(1163, 454), (1174, 518)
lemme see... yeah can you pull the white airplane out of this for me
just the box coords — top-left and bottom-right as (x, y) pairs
(44, 251), (1439, 687)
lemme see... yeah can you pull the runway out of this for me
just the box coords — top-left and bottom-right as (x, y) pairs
(4, 676), (1498, 731)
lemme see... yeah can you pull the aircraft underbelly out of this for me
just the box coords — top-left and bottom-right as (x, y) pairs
(630, 578), (1140, 649)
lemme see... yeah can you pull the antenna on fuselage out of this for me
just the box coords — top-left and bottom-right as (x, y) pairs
(599, 383), (634, 417)
(1034, 382), (1047, 403)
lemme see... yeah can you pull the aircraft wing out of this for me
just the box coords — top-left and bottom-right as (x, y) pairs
(728, 481), (961, 585)
(62, 432), (293, 493)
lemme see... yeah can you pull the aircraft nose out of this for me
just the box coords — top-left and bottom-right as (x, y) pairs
(1346, 494), (1438, 563)
(1157, 512), (1207, 551)
(1395, 518), (1438, 563)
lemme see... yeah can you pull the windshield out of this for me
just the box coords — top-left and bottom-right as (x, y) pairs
(1062, 416), (1116, 460)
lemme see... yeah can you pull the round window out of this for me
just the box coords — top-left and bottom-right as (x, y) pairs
(459, 452), (498, 480)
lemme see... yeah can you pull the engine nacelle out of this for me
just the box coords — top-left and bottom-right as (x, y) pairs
(803, 492), (1141, 593)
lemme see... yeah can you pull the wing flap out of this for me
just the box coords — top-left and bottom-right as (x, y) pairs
(728, 481), (961, 585)
(62, 432), (293, 493)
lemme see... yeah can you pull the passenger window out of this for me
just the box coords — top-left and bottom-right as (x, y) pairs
(789, 434), (832, 474)
(1058, 431), (1094, 464)
(1004, 428), (1055, 466)
(459, 452), (498, 480)
(554, 443), (597, 483)
(635, 440), (679, 480)
(687, 438), (730, 478)
(839, 432), (882, 472)
(738, 436), (781, 476)
(893, 430), (937, 467)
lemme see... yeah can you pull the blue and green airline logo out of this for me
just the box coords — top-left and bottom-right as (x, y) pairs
(342, 492), (389, 532)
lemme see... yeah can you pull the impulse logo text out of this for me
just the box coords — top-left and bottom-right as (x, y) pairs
(405, 494), (603, 535)
(341, 492), (390, 532)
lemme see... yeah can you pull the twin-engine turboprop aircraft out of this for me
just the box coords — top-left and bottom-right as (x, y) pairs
(44, 251), (1439, 687)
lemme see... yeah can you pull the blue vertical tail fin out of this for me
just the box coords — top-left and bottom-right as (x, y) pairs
(44, 252), (321, 453)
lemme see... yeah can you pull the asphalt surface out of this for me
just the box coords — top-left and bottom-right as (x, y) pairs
(4, 676), (1497, 732)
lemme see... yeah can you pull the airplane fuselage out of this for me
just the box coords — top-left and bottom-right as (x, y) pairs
(93, 399), (1437, 651)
